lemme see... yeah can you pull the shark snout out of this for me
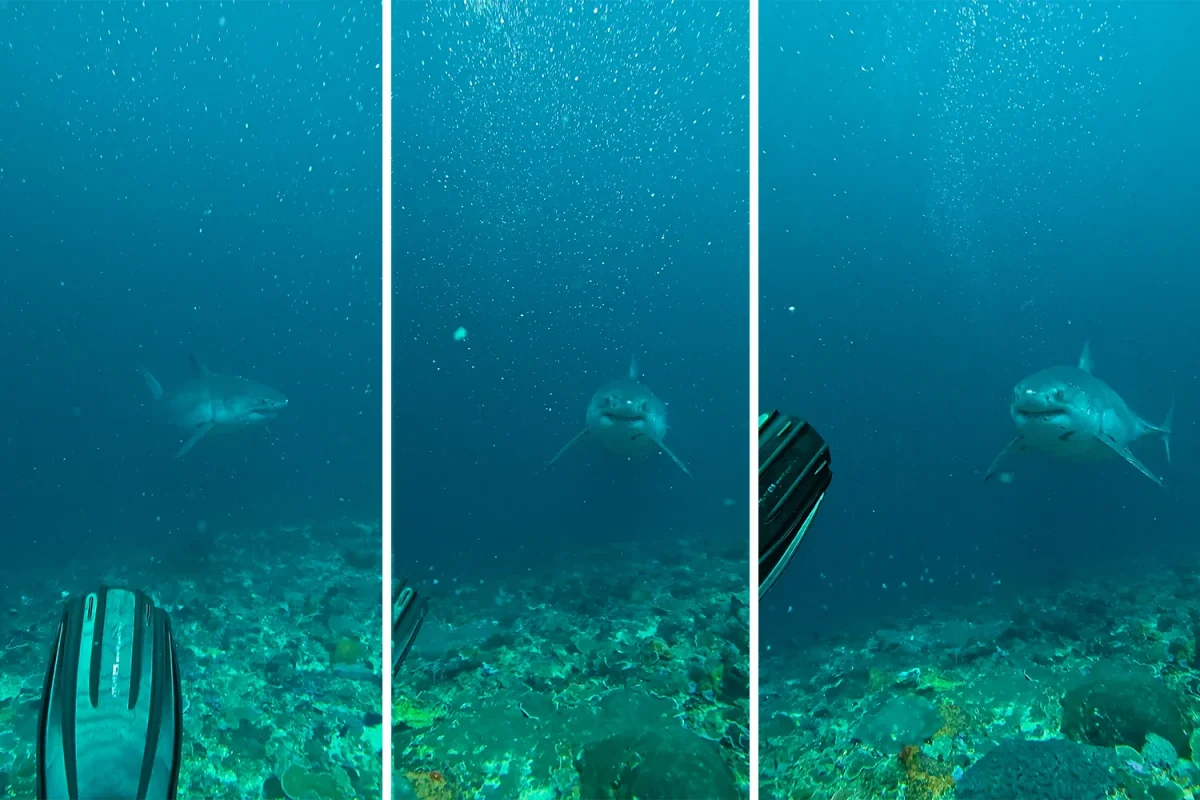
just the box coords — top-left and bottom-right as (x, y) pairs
(1012, 384), (1063, 409)
(598, 396), (645, 420)
(257, 394), (288, 412)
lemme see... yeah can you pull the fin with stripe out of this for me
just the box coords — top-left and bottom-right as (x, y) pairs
(36, 586), (183, 800)
(393, 579), (429, 676)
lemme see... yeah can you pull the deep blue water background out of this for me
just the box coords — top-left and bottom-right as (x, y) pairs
(395, 2), (750, 585)
(761, 2), (1200, 647)
(0, 3), (381, 579)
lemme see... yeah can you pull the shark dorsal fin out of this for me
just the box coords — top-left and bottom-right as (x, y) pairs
(1078, 341), (1093, 373)
(628, 355), (639, 380)
(188, 354), (212, 378)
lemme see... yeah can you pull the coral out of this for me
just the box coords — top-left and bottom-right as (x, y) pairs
(955, 739), (1120, 800)
(648, 637), (672, 659)
(868, 667), (890, 692)
(330, 638), (367, 665)
(1142, 733), (1179, 770)
(898, 744), (955, 800)
(1061, 666), (1190, 757)
(279, 762), (354, 800)
(0, 672), (24, 702)
(1165, 636), (1194, 664)
(934, 702), (968, 739)
(852, 694), (943, 755)
(575, 726), (738, 799)
(7, 752), (36, 798)
(395, 695), (445, 728)
(919, 669), (963, 693)
(404, 770), (455, 800)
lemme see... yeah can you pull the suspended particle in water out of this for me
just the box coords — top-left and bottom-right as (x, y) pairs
(453, 327), (468, 342)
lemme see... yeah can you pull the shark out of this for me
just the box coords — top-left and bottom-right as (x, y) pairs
(140, 355), (289, 458)
(984, 341), (1173, 487)
(549, 356), (692, 477)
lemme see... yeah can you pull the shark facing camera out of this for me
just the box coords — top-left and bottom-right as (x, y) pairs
(548, 355), (692, 477)
(984, 341), (1173, 488)
(36, 586), (183, 799)
(758, 411), (833, 600)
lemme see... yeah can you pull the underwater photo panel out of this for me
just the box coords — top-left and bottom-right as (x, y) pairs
(1, 3), (384, 797)
(758, 3), (1200, 799)
(394, 1), (751, 798)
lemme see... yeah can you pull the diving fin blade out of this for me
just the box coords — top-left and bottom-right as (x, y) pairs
(548, 430), (588, 467)
(176, 421), (214, 458)
(393, 580), (429, 676)
(37, 586), (182, 800)
(657, 441), (693, 478)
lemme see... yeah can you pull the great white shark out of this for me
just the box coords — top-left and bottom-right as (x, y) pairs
(141, 355), (288, 458)
(549, 356), (692, 477)
(984, 341), (1173, 487)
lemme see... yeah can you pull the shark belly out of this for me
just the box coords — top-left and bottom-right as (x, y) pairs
(165, 396), (215, 429)
(1032, 433), (1112, 462)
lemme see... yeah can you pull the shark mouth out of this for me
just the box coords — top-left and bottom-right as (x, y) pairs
(601, 409), (644, 420)
(1015, 409), (1063, 419)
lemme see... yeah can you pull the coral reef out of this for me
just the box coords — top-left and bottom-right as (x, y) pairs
(396, 534), (750, 799)
(760, 554), (1200, 799)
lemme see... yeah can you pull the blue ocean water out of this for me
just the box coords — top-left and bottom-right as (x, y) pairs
(760, 3), (1200, 798)
(762, 0), (1198, 647)
(396, 2), (749, 575)
(1, 3), (382, 571)
(1, 4), (383, 797)
(395, 2), (751, 797)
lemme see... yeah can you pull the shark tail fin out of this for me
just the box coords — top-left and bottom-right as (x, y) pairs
(628, 355), (639, 380)
(140, 367), (164, 401)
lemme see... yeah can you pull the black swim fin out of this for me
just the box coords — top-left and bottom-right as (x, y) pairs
(36, 586), (183, 800)
(393, 579), (428, 677)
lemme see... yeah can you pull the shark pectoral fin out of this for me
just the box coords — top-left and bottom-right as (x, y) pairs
(548, 430), (588, 467)
(176, 421), (215, 458)
(1161, 396), (1174, 465)
(140, 367), (164, 401)
(984, 436), (1025, 482)
(656, 441), (693, 478)
(1097, 436), (1165, 488)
